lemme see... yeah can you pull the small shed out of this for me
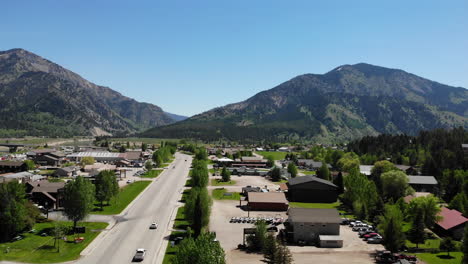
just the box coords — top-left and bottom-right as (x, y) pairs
(319, 235), (343, 248)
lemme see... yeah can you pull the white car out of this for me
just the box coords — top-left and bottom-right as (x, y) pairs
(133, 248), (146, 261)
(149, 222), (158, 229)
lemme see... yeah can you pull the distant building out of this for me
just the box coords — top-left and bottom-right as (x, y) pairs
(54, 166), (80, 177)
(84, 163), (117, 177)
(67, 152), (125, 163)
(408, 175), (438, 193)
(241, 186), (261, 195)
(435, 207), (468, 240)
(286, 208), (342, 245)
(297, 159), (331, 170)
(0, 171), (45, 183)
(247, 192), (289, 211)
(287, 176), (338, 203)
(0, 161), (27, 173)
(232, 157), (268, 168)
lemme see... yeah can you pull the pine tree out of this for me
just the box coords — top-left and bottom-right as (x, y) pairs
(462, 223), (468, 264)
(263, 233), (278, 264)
(274, 241), (293, 264)
(221, 166), (231, 182)
(408, 208), (425, 248)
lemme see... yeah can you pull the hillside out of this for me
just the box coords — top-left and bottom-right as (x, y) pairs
(0, 48), (179, 137)
(142, 63), (468, 143)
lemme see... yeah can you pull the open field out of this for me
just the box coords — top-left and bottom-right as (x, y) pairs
(92, 181), (151, 215)
(211, 179), (237, 186)
(141, 169), (163, 178)
(0, 221), (108, 263)
(212, 188), (241, 200)
(0, 137), (93, 146)
(417, 252), (462, 264)
(255, 151), (288, 160)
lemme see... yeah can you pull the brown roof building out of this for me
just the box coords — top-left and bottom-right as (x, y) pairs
(247, 192), (289, 211)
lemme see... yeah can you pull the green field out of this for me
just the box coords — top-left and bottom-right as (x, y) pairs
(141, 170), (163, 178)
(255, 151), (287, 160)
(210, 179), (236, 186)
(0, 221), (107, 263)
(212, 188), (241, 200)
(93, 181), (151, 215)
(299, 170), (316, 175)
(416, 252), (462, 264)
(290, 201), (341, 209)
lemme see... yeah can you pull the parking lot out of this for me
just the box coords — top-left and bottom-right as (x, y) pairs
(208, 174), (385, 264)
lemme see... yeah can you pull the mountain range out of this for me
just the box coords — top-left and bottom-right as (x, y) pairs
(0, 48), (186, 137)
(142, 63), (468, 143)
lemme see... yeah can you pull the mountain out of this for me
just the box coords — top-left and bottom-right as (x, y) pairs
(0, 48), (180, 137)
(164, 112), (188, 122)
(142, 63), (468, 143)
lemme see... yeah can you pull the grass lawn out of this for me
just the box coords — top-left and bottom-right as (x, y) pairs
(0, 221), (108, 263)
(406, 239), (441, 249)
(38, 170), (55, 175)
(93, 181), (151, 215)
(141, 170), (162, 178)
(290, 201), (341, 209)
(416, 252), (462, 264)
(299, 170), (316, 175)
(255, 151), (287, 160)
(212, 188), (241, 200)
(210, 179), (236, 186)
(272, 179), (288, 184)
(174, 207), (189, 230)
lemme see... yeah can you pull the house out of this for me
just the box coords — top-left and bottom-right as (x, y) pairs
(124, 151), (142, 161)
(0, 161), (27, 173)
(0, 172), (45, 183)
(359, 165), (374, 176)
(84, 163), (117, 176)
(26, 180), (66, 209)
(296, 159), (331, 170)
(408, 176), (438, 193)
(395, 165), (418, 175)
(435, 207), (468, 240)
(285, 208), (342, 245)
(247, 192), (289, 211)
(287, 176), (338, 203)
(54, 166), (80, 177)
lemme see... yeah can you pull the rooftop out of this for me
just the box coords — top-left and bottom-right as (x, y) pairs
(288, 175), (337, 188)
(288, 208), (341, 224)
(68, 152), (124, 158)
(437, 207), (468, 230)
(247, 192), (288, 204)
(408, 175), (438, 185)
(28, 180), (66, 193)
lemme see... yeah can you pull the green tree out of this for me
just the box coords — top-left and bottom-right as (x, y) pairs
(378, 204), (405, 253)
(145, 160), (153, 171)
(440, 237), (456, 257)
(247, 220), (267, 251)
(333, 171), (344, 194)
(270, 167), (281, 182)
(263, 233), (278, 264)
(221, 166), (231, 182)
(266, 156), (275, 168)
(287, 163), (298, 178)
(141, 143), (147, 151)
(153, 152), (163, 167)
(185, 187), (212, 237)
(195, 148), (208, 160)
(24, 160), (36, 170)
(462, 223), (468, 263)
(371, 160), (397, 191)
(408, 195), (442, 228)
(380, 170), (411, 201)
(337, 152), (360, 172)
(63, 176), (95, 230)
(173, 232), (225, 264)
(317, 162), (330, 181)
(274, 241), (293, 264)
(94, 170), (119, 210)
(80, 156), (95, 166)
(407, 208), (425, 248)
(53, 222), (69, 252)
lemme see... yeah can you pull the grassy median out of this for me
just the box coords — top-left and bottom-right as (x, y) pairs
(93, 181), (151, 215)
(0, 221), (108, 263)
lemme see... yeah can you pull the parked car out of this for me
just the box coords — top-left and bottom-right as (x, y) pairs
(375, 250), (396, 263)
(133, 248), (146, 262)
(359, 230), (375, 238)
(352, 226), (368, 232)
(363, 232), (380, 240)
(127, 179), (134, 184)
(267, 226), (278, 232)
(149, 222), (158, 229)
(349, 220), (362, 227)
(341, 218), (350, 225)
(367, 236), (383, 244)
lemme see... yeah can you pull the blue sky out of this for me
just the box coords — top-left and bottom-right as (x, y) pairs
(2, 0), (467, 116)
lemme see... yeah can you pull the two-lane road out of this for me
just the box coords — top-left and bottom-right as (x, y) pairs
(78, 152), (191, 264)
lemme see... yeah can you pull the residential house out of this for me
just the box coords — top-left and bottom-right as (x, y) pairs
(54, 166), (80, 177)
(435, 207), (468, 240)
(67, 152), (125, 163)
(285, 208), (342, 246)
(232, 156), (268, 168)
(408, 175), (438, 193)
(0, 161), (27, 173)
(287, 176), (338, 203)
(26, 180), (66, 209)
(297, 159), (331, 171)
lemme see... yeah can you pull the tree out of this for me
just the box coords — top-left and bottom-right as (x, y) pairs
(153, 152), (163, 167)
(337, 152), (360, 172)
(24, 160), (36, 170)
(141, 143), (147, 151)
(440, 237), (456, 257)
(221, 166), (231, 182)
(185, 187), (212, 237)
(287, 163), (298, 178)
(266, 156), (275, 168)
(263, 233), (278, 264)
(371, 160), (397, 191)
(270, 167), (281, 182)
(63, 176), (95, 230)
(173, 232), (225, 264)
(378, 205), (405, 253)
(333, 171), (344, 194)
(380, 170), (411, 201)
(408, 195), (442, 228)
(53, 222), (69, 252)
(247, 220), (267, 251)
(274, 241), (293, 264)
(94, 171), (119, 210)
(317, 162), (330, 181)
(462, 223), (468, 263)
(0, 181), (37, 242)
(145, 160), (153, 171)
(407, 208), (425, 248)
(81, 156), (95, 166)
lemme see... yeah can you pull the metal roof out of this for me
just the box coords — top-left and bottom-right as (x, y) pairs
(247, 192), (288, 203)
(408, 176), (438, 185)
(68, 152), (124, 158)
(288, 175), (337, 188)
(288, 208), (341, 224)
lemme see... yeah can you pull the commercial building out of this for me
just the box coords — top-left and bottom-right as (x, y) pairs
(247, 192), (289, 211)
(67, 152), (125, 163)
(287, 176), (338, 203)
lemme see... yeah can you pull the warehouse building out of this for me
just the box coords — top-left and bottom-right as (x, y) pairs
(247, 192), (289, 211)
(287, 176), (338, 203)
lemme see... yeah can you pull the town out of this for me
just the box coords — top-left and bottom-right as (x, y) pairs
(0, 128), (467, 264)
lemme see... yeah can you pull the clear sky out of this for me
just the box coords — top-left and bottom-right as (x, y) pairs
(2, 0), (467, 116)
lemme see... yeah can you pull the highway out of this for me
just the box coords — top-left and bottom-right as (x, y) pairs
(78, 152), (191, 264)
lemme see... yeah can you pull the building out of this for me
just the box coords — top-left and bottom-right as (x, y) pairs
(297, 159), (332, 170)
(247, 192), (289, 211)
(395, 165), (418, 175)
(232, 157), (268, 168)
(408, 176), (438, 193)
(124, 151), (142, 161)
(0, 161), (27, 173)
(54, 166), (80, 177)
(67, 152), (125, 163)
(84, 163), (117, 177)
(287, 176), (338, 203)
(462, 144), (468, 155)
(435, 207), (468, 240)
(0, 172), (45, 183)
(241, 186), (261, 195)
(26, 180), (66, 209)
(286, 208), (341, 244)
